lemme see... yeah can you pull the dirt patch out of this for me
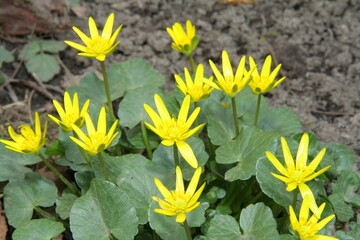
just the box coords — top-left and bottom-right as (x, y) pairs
(1, 0), (360, 164)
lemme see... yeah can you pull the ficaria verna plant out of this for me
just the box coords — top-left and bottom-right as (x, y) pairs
(0, 14), (358, 240)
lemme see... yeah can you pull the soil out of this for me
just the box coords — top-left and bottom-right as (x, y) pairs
(1, 0), (360, 166)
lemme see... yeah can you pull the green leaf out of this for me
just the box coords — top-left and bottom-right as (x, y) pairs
(0, 45), (14, 67)
(257, 107), (301, 135)
(90, 153), (172, 224)
(70, 178), (139, 240)
(75, 171), (95, 193)
(328, 193), (353, 222)
(0, 142), (41, 181)
(45, 140), (65, 156)
(19, 40), (66, 60)
(4, 172), (57, 227)
(118, 87), (162, 128)
(187, 202), (209, 227)
(12, 219), (65, 240)
(322, 143), (356, 173)
(335, 231), (355, 240)
(205, 99), (235, 146)
(280, 234), (297, 240)
(67, 72), (108, 106)
(56, 190), (78, 220)
(348, 214), (360, 239)
(148, 202), (186, 240)
(216, 126), (280, 181)
(256, 156), (293, 207)
(25, 54), (60, 82)
(207, 203), (279, 240)
(207, 214), (240, 240)
(152, 136), (208, 180)
(126, 125), (159, 150)
(115, 154), (172, 224)
(108, 58), (165, 92)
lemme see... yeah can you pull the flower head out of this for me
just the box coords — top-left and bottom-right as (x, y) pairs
(144, 94), (204, 168)
(48, 92), (90, 132)
(64, 13), (122, 61)
(0, 112), (47, 155)
(289, 196), (337, 240)
(248, 55), (286, 94)
(266, 133), (331, 218)
(152, 166), (206, 223)
(206, 50), (254, 98)
(70, 107), (119, 155)
(175, 64), (214, 102)
(166, 20), (199, 56)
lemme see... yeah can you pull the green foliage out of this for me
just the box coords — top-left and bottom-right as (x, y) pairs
(0, 45), (14, 67)
(12, 219), (65, 240)
(70, 178), (139, 240)
(4, 172), (57, 227)
(207, 203), (280, 240)
(19, 40), (66, 82)
(215, 126), (280, 181)
(0, 142), (40, 181)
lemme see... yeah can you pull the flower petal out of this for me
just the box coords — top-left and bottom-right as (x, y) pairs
(177, 95), (191, 125)
(176, 213), (186, 223)
(296, 133), (309, 171)
(88, 16), (99, 38)
(281, 137), (295, 172)
(176, 141), (198, 168)
(266, 151), (289, 176)
(185, 167), (202, 197)
(175, 166), (185, 194)
(154, 94), (171, 121)
(102, 13), (114, 39)
(260, 55), (272, 77)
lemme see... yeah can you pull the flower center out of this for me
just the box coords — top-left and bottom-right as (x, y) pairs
(177, 36), (191, 47)
(292, 170), (305, 184)
(249, 76), (269, 93)
(297, 224), (317, 239)
(160, 118), (188, 140)
(86, 132), (109, 152)
(87, 36), (110, 53)
(187, 85), (207, 101)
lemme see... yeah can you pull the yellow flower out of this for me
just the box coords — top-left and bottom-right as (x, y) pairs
(152, 166), (206, 223)
(144, 94), (205, 168)
(266, 133), (331, 218)
(64, 13), (122, 61)
(48, 92), (90, 132)
(70, 107), (119, 155)
(248, 55), (286, 94)
(166, 20), (199, 56)
(289, 196), (337, 240)
(206, 50), (254, 98)
(0, 112), (47, 155)
(174, 64), (214, 102)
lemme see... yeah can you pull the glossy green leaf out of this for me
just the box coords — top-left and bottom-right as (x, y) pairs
(216, 126), (280, 181)
(19, 40), (66, 60)
(56, 190), (78, 220)
(115, 154), (172, 224)
(45, 140), (65, 156)
(70, 178), (139, 240)
(107, 58), (165, 92)
(0, 45), (14, 67)
(348, 214), (360, 239)
(4, 172), (57, 227)
(207, 203), (279, 240)
(322, 143), (356, 174)
(12, 219), (65, 240)
(256, 156), (293, 207)
(25, 54), (60, 82)
(257, 107), (301, 135)
(0, 142), (40, 181)
(205, 99), (235, 146)
(118, 87), (162, 128)
(152, 136), (208, 180)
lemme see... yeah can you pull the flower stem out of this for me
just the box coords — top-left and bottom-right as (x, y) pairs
(38, 153), (80, 197)
(292, 188), (299, 210)
(187, 54), (195, 74)
(253, 94), (262, 126)
(231, 97), (240, 137)
(97, 152), (109, 181)
(100, 61), (116, 122)
(193, 102), (199, 136)
(141, 121), (153, 160)
(72, 130), (92, 166)
(173, 144), (179, 167)
(34, 206), (69, 228)
(183, 219), (193, 240)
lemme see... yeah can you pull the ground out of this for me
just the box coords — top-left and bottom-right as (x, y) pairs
(1, 0), (359, 166)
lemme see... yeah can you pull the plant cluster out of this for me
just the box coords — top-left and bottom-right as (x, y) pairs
(0, 13), (359, 240)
